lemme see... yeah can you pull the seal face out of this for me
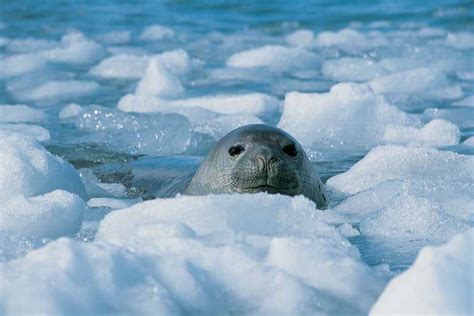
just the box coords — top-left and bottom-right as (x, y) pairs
(185, 124), (328, 208)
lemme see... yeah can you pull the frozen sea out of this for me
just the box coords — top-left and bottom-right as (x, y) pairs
(0, 0), (473, 314)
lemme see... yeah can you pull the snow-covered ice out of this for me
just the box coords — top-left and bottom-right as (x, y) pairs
(370, 229), (473, 315)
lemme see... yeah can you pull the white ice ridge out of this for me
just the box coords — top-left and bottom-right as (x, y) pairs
(16, 80), (99, 102)
(329, 145), (473, 241)
(0, 194), (388, 315)
(226, 45), (320, 72)
(278, 82), (459, 149)
(135, 56), (184, 98)
(370, 229), (474, 315)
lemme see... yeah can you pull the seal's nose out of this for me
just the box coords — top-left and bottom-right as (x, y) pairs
(255, 149), (279, 174)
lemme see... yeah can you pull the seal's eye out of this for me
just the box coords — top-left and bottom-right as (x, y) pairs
(282, 144), (297, 157)
(228, 144), (244, 157)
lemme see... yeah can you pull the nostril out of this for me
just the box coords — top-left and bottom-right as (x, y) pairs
(255, 155), (266, 172)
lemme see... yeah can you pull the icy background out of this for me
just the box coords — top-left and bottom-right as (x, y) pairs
(0, 0), (473, 314)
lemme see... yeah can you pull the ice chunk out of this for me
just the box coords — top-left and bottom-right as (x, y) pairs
(0, 123), (50, 141)
(0, 105), (45, 123)
(76, 106), (192, 155)
(423, 107), (474, 129)
(79, 168), (126, 198)
(90, 54), (148, 79)
(0, 135), (87, 203)
(328, 145), (474, 226)
(359, 194), (469, 240)
(278, 83), (420, 150)
(453, 95), (474, 107)
(98, 31), (131, 45)
(446, 31), (474, 49)
(328, 145), (473, 195)
(193, 114), (264, 139)
(168, 93), (281, 117)
(315, 28), (388, 53)
(370, 229), (474, 315)
(0, 194), (387, 314)
(135, 57), (184, 98)
(58, 103), (84, 119)
(41, 31), (104, 65)
(382, 119), (460, 147)
(0, 54), (45, 78)
(17, 80), (99, 102)
(139, 24), (175, 41)
(6, 38), (57, 53)
(285, 29), (314, 48)
(464, 136), (474, 147)
(226, 45), (320, 72)
(155, 49), (192, 75)
(0, 190), (84, 239)
(369, 67), (463, 101)
(322, 57), (388, 81)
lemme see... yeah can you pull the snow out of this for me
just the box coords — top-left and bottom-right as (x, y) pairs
(139, 24), (175, 41)
(0, 105), (45, 123)
(58, 103), (84, 119)
(370, 229), (474, 315)
(285, 29), (314, 48)
(17, 80), (99, 102)
(135, 56), (184, 98)
(278, 83), (422, 150)
(315, 28), (388, 53)
(226, 45), (320, 72)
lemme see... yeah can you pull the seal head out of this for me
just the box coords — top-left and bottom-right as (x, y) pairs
(185, 124), (328, 208)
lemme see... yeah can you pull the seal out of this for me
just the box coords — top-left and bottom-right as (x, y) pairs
(185, 124), (328, 208)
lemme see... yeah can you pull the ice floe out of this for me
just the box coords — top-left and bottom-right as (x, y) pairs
(139, 24), (175, 41)
(370, 229), (473, 315)
(0, 105), (45, 123)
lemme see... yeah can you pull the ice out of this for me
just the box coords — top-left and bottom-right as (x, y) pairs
(0, 54), (45, 78)
(446, 31), (474, 49)
(278, 83), (422, 150)
(90, 54), (148, 79)
(322, 57), (388, 82)
(135, 57), (184, 98)
(75, 106), (192, 155)
(370, 229), (474, 315)
(423, 107), (474, 129)
(17, 80), (99, 102)
(464, 136), (474, 147)
(87, 198), (139, 210)
(0, 190), (85, 239)
(314, 28), (388, 53)
(0, 123), (50, 141)
(6, 38), (57, 53)
(0, 135), (87, 203)
(285, 29), (314, 48)
(90, 49), (191, 80)
(0, 105), (45, 123)
(41, 31), (105, 65)
(139, 24), (175, 41)
(168, 93), (281, 117)
(193, 114), (264, 139)
(58, 103), (84, 119)
(226, 45), (320, 72)
(369, 68), (463, 101)
(453, 95), (474, 107)
(328, 145), (474, 233)
(79, 168), (126, 198)
(382, 119), (460, 147)
(98, 31), (131, 44)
